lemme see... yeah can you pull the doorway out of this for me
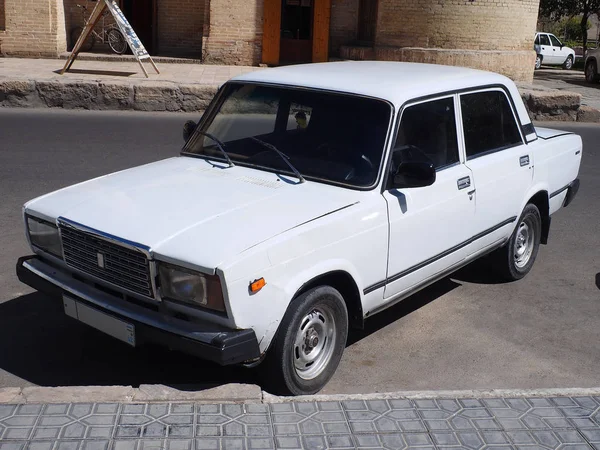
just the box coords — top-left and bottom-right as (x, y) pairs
(357, 0), (377, 44)
(280, 0), (313, 63)
(121, 0), (155, 54)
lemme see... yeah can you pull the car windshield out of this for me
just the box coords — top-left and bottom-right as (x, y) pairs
(183, 83), (392, 188)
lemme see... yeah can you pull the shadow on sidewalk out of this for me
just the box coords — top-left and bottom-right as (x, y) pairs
(53, 69), (137, 77)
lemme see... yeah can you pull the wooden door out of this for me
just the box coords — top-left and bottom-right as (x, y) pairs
(280, 0), (313, 63)
(262, 0), (281, 65)
(357, 0), (377, 44)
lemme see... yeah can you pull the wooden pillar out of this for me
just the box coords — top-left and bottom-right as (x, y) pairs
(312, 0), (331, 63)
(262, 0), (281, 65)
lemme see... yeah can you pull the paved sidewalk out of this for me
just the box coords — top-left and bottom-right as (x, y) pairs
(2, 395), (600, 449)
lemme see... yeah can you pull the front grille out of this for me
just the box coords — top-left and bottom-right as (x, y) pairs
(59, 223), (154, 298)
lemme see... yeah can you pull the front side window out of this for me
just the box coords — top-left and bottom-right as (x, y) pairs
(184, 83), (392, 188)
(539, 34), (551, 46)
(534, 35), (540, 45)
(460, 90), (522, 159)
(549, 34), (562, 47)
(393, 97), (460, 170)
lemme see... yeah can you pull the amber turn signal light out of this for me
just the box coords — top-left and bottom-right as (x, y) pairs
(250, 277), (266, 293)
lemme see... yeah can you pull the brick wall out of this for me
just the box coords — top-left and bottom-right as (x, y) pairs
(375, 0), (540, 52)
(157, 0), (205, 57)
(2, 0), (67, 56)
(329, 0), (358, 56)
(202, 0), (263, 65)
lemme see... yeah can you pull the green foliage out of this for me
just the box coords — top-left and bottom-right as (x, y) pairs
(539, 0), (600, 51)
(550, 16), (592, 40)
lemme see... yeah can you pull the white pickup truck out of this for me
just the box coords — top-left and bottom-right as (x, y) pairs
(17, 62), (582, 395)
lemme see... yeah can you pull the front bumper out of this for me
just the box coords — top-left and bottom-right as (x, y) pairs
(16, 256), (260, 365)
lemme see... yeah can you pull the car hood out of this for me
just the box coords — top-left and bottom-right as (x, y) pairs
(25, 157), (360, 272)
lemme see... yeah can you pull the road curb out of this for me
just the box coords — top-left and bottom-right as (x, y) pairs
(2, 77), (600, 121)
(2, 385), (600, 404)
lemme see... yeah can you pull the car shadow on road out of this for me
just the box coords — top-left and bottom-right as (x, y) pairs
(0, 292), (256, 390)
(534, 70), (599, 89)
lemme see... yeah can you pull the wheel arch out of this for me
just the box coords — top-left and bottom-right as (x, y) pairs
(525, 190), (550, 244)
(294, 270), (364, 330)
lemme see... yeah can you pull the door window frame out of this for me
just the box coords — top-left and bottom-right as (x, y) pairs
(458, 87), (525, 161)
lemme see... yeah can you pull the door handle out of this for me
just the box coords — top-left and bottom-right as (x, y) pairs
(520, 155), (530, 167)
(467, 189), (476, 200)
(457, 176), (471, 190)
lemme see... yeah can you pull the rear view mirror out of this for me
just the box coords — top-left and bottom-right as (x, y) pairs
(392, 161), (436, 189)
(183, 120), (197, 142)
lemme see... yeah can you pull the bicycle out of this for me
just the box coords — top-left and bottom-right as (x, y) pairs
(70, 2), (128, 54)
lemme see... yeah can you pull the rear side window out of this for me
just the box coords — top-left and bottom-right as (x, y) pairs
(539, 34), (550, 46)
(460, 91), (522, 159)
(395, 97), (460, 170)
(535, 35), (540, 45)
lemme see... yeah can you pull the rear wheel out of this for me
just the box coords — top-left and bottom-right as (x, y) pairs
(563, 55), (574, 70)
(107, 28), (128, 55)
(492, 204), (542, 281)
(70, 26), (94, 52)
(264, 286), (348, 396)
(535, 55), (542, 70)
(585, 60), (599, 83)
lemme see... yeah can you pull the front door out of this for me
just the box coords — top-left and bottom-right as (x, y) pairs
(538, 33), (553, 63)
(280, 0), (313, 63)
(382, 96), (477, 301)
(122, 0), (155, 54)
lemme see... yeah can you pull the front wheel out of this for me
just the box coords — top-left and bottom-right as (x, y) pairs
(535, 55), (542, 70)
(107, 28), (128, 54)
(492, 204), (542, 281)
(585, 60), (599, 83)
(264, 286), (348, 396)
(563, 55), (574, 70)
(70, 26), (95, 52)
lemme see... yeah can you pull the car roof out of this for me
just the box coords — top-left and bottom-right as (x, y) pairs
(231, 61), (514, 108)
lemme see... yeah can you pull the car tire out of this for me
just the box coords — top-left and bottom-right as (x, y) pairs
(493, 204), (542, 281)
(585, 60), (599, 83)
(563, 55), (574, 70)
(535, 55), (542, 70)
(264, 285), (348, 396)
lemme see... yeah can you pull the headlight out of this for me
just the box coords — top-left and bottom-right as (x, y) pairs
(158, 263), (225, 312)
(27, 216), (62, 258)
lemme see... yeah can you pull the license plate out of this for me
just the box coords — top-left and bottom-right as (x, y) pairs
(63, 295), (136, 346)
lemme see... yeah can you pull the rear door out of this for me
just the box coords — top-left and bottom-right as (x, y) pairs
(538, 34), (553, 63)
(459, 88), (534, 252)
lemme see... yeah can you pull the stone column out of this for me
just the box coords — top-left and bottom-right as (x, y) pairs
(2, 0), (67, 57)
(202, 0), (264, 65)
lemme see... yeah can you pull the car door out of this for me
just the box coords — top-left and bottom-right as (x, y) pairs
(459, 88), (534, 253)
(549, 34), (568, 64)
(538, 33), (553, 63)
(381, 95), (476, 302)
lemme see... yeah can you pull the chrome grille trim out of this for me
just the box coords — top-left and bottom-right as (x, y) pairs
(58, 218), (154, 298)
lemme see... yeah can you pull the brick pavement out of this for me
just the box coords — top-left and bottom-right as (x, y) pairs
(2, 396), (600, 449)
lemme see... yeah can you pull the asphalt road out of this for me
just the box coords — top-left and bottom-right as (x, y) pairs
(0, 108), (599, 395)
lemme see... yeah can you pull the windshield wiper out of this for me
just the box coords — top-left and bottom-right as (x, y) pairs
(196, 131), (235, 167)
(251, 137), (305, 184)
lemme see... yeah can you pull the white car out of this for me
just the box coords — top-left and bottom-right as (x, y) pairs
(17, 62), (582, 395)
(585, 46), (600, 83)
(534, 32), (576, 69)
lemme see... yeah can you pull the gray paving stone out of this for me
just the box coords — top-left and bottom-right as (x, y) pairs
(245, 405), (268, 414)
(555, 430), (586, 443)
(44, 405), (69, 415)
(532, 430), (560, 447)
(295, 403), (317, 416)
(457, 431), (484, 449)
(424, 420), (451, 431)
(490, 408), (521, 419)
(397, 420), (427, 432)
(32, 428), (61, 440)
(522, 416), (551, 429)
(484, 399), (509, 409)
(168, 425), (193, 438)
(61, 423), (86, 439)
(112, 441), (138, 450)
(16, 405), (43, 416)
(322, 422), (349, 434)
(197, 415), (228, 425)
(528, 408), (563, 418)
(551, 398), (578, 407)
(573, 398), (599, 409)
(162, 416), (193, 425)
(0, 443), (26, 450)
(94, 404), (119, 415)
(349, 421), (376, 433)
(166, 440), (192, 450)
(221, 437), (246, 450)
(197, 405), (220, 415)
(197, 426), (222, 436)
(81, 442), (110, 450)
(342, 401), (366, 411)
(223, 422), (245, 436)
(144, 423), (168, 438)
(346, 411), (378, 421)
(388, 400), (411, 410)
(55, 442), (81, 450)
(560, 445), (594, 450)
(561, 408), (594, 418)
(472, 418), (501, 430)
(27, 442), (54, 450)
(387, 410), (418, 420)
(272, 414), (303, 424)
(373, 417), (399, 432)
(120, 416), (152, 426)
(4, 428), (33, 440)
(301, 435), (326, 450)
(122, 405), (146, 415)
(317, 402), (341, 412)
(69, 405), (93, 419)
(298, 420), (323, 435)
(404, 433), (433, 446)
(543, 417), (571, 428)
(138, 440), (164, 450)
(581, 428), (600, 442)
(195, 438), (220, 450)
(480, 431), (509, 444)
(459, 409), (492, 419)
(507, 430), (537, 445)
(506, 399), (531, 412)
(238, 415), (270, 425)
(431, 432), (459, 446)
(438, 400), (461, 413)
(4, 416), (39, 427)
(569, 418), (598, 428)
(311, 412), (345, 422)
(449, 416), (476, 430)
(246, 426), (271, 437)
(354, 434), (380, 448)
(147, 405), (169, 419)
(527, 399), (553, 408)
(414, 400), (437, 409)
(366, 401), (389, 414)
(496, 418), (526, 430)
(170, 405), (193, 415)
(246, 437), (275, 449)
(326, 434), (354, 448)
(85, 426), (113, 439)
(378, 434), (405, 449)
(274, 436), (302, 449)
(0, 405), (17, 420)
(223, 405), (244, 419)
(273, 424), (298, 435)
(81, 416), (117, 426)
(459, 399), (483, 408)
(420, 409), (452, 420)
(115, 426), (142, 438)
(270, 404), (294, 414)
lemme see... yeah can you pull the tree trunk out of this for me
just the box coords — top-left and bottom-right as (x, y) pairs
(582, 7), (589, 58)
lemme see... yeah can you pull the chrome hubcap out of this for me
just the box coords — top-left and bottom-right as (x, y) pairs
(293, 306), (336, 380)
(566, 58), (572, 69)
(514, 221), (534, 269)
(536, 57), (541, 69)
